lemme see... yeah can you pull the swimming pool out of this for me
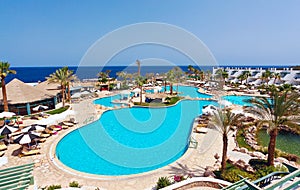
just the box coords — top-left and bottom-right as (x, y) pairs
(93, 94), (122, 108)
(56, 99), (217, 175)
(96, 86), (211, 108)
(222, 95), (254, 106)
(146, 85), (211, 99)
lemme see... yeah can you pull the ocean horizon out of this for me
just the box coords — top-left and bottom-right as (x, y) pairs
(6, 65), (294, 83)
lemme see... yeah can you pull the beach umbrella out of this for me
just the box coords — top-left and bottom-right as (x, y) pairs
(239, 84), (247, 89)
(35, 117), (56, 126)
(120, 90), (131, 95)
(0, 125), (18, 135)
(219, 100), (233, 107)
(202, 105), (217, 115)
(32, 105), (49, 111)
(71, 93), (81, 99)
(132, 88), (141, 92)
(154, 86), (162, 91)
(0, 111), (16, 118)
(21, 124), (46, 133)
(14, 131), (40, 145)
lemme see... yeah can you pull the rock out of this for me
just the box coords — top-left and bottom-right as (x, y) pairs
(235, 159), (246, 168)
(240, 147), (248, 154)
(213, 163), (221, 170)
(275, 157), (289, 163)
(251, 151), (266, 159)
(203, 170), (216, 178)
(245, 165), (255, 173)
(214, 153), (220, 160)
(233, 147), (240, 152)
(205, 166), (214, 171)
(227, 158), (236, 165)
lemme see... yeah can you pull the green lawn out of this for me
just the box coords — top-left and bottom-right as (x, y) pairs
(134, 96), (182, 107)
(46, 105), (70, 115)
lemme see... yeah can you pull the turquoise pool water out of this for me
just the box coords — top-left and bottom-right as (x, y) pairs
(146, 85), (211, 98)
(94, 86), (211, 108)
(222, 95), (254, 106)
(93, 94), (122, 108)
(56, 99), (217, 175)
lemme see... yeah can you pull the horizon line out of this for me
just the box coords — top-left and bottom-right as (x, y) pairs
(10, 64), (299, 68)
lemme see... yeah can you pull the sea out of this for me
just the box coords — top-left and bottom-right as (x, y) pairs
(6, 65), (290, 83)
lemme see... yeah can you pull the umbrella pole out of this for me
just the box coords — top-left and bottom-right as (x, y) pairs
(7, 134), (10, 145)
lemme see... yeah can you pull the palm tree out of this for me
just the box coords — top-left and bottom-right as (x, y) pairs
(166, 70), (175, 95)
(145, 73), (155, 85)
(0, 62), (16, 111)
(237, 73), (247, 84)
(205, 70), (212, 81)
(273, 72), (281, 85)
(194, 69), (204, 81)
(65, 68), (77, 103)
(135, 76), (146, 104)
(187, 65), (195, 78)
(46, 67), (69, 107)
(126, 73), (134, 84)
(97, 72), (108, 83)
(242, 70), (251, 84)
(172, 67), (184, 94)
(116, 71), (127, 87)
(136, 59), (141, 76)
(261, 70), (273, 85)
(215, 69), (228, 86)
(210, 108), (243, 172)
(244, 89), (300, 166)
(278, 83), (295, 92)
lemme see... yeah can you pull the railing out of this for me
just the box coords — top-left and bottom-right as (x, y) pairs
(238, 171), (289, 189)
(189, 135), (198, 149)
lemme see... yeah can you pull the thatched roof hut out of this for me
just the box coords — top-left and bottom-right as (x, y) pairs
(0, 79), (55, 115)
(35, 80), (61, 96)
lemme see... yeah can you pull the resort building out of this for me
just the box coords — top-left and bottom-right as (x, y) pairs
(212, 67), (300, 86)
(0, 78), (56, 115)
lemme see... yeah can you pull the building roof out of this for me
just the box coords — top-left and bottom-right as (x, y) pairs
(35, 80), (61, 96)
(0, 78), (54, 105)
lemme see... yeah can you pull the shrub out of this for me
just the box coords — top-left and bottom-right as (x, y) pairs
(46, 185), (61, 190)
(69, 181), (81, 187)
(236, 128), (254, 151)
(220, 168), (255, 182)
(169, 96), (181, 104)
(156, 177), (172, 189)
(249, 158), (288, 178)
(174, 175), (185, 182)
(249, 159), (268, 170)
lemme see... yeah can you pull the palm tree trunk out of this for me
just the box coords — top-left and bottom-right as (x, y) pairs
(221, 134), (228, 173)
(164, 80), (166, 93)
(61, 85), (65, 107)
(267, 129), (277, 166)
(139, 86), (142, 104)
(67, 82), (71, 103)
(1, 77), (8, 112)
(170, 83), (173, 95)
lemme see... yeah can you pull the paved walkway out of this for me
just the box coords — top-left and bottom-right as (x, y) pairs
(0, 96), (240, 190)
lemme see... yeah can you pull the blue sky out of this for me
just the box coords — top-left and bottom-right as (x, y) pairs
(1, 0), (300, 67)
